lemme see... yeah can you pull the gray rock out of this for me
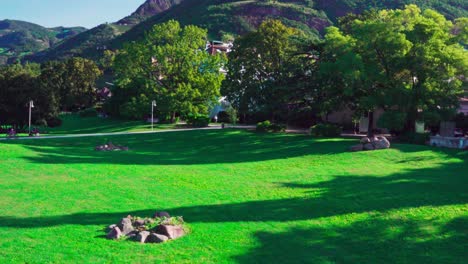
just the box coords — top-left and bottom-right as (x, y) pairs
(119, 217), (134, 236)
(106, 226), (122, 240)
(147, 233), (169, 243)
(363, 143), (375, 151)
(137, 231), (151, 243)
(153, 211), (171, 219)
(374, 137), (391, 149)
(350, 144), (364, 152)
(134, 219), (145, 227)
(360, 137), (371, 144)
(155, 225), (185, 239)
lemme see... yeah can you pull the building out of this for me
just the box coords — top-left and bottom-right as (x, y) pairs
(459, 97), (468, 115)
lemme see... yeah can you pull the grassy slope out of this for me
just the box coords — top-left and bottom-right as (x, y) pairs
(42, 114), (177, 135)
(0, 130), (466, 263)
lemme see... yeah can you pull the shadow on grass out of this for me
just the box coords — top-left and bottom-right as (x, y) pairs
(233, 216), (468, 263)
(1, 157), (466, 227)
(11, 130), (351, 165)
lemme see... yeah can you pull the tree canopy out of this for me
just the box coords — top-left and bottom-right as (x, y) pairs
(111, 20), (226, 121)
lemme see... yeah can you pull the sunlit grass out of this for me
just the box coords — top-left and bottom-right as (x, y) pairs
(0, 130), (466, 263)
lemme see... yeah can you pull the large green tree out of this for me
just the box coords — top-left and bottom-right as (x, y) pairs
(321, 5), (468, 134)
(222, 19), (305, 122)
(111, 20), (226, 121)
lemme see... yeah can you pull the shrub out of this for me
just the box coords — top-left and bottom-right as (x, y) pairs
(399, 132), (430, 145)
(187, 114), (210, 127)
(79, 108), (98, 118)
(256, 120), (286, 132)
(46, 117), (62, 128)
(256, 120), (272, 132)
(310, 123), (342, 137)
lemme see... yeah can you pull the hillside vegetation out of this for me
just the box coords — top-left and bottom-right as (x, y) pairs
(0, 20), (86, 64)
(19, 0), (468, 63)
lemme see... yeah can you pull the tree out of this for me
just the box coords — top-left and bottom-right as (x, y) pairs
(111, 20), (226, 121)
(222, 19), (301, 122)
(0, 63), (47, 129)
(321, 5), (467, 135)
(61, 58), (101, 111)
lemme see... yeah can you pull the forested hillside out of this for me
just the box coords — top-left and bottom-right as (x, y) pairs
(19, 0), (468, 63)
(0, 20), (86, 64)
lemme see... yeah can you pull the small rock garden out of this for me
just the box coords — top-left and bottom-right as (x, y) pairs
(350, 136), (391, 152)
(106, 211), (187, 244)
(95, 141), (129, 152)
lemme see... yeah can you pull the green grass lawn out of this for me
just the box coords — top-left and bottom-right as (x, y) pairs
(0, 130), (466, 263)
(42, 114), (180, 135)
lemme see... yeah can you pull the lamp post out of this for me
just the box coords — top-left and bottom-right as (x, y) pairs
(151, 100), (157, 131)
(28, 100), (34, 135)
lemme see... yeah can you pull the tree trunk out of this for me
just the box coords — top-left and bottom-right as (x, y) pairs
(367, 111), (374, 137)
(171, 112), (176, 123)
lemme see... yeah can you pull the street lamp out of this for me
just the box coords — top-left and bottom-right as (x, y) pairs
(151, 100), (157, 131)
(28, 100), (34, 135)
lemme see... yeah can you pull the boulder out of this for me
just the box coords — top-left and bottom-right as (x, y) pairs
(147, 233), (169, 243)
(107, 226), (122, 240)
(134, 219), (146, 227)
(360, 137), (371, 144)
(350, 144), (364, 152)
(137, 231), (151, 243)
(374, 137), (391, 149)
(363, 143), (375, 151)
(119, 217), (134, 236)
(153, 211), (171, 219)
(155, 225), (185, 239)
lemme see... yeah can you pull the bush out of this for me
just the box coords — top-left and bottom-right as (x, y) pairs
(79, 108), (98, 118)
(46, 117), (62, 128)
(187, 114), (210, 127)
(310, 123), (342, 137)
(399, 132), (430, 145)
(256, 120), (271, 132)
(256, 120), (286, 132)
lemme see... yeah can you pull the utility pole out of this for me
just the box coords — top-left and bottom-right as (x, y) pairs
(28, 100), (34, 135)
(151, 100), (157, 131)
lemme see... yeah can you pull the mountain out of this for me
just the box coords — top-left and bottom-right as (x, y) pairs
(117, 0), (183, 25)
(27, 0), (183, 63)
(22, 0), (468, 64)
(0, 19), (86, 64)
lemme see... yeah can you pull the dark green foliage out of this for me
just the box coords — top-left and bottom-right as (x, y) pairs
(399, 132), (430, 145)
(217, 111), (231, 123)
(187, 114), (210, 127)
(256, 120), (286, 132)
(310, 123), (343, 137)
(377, 111), (408, 133)
(46, 117), (63, 128)
(79, 108), (98, 118)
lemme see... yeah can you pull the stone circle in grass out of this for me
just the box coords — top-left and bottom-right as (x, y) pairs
(106, 211), (187, 243)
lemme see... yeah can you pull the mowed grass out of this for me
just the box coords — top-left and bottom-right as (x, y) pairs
(0, 130), (466, 263)
(43, 114), (179, 135)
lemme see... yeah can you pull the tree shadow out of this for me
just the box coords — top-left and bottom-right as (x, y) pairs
(10, 130), (351, 165)
(1, 155), (466, 227)
(233, 216), (468, 263)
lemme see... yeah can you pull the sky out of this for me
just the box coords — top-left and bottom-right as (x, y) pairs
(0, 0), (144, 28)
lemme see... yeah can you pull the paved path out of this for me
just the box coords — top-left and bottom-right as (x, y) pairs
(0, 125), (256, 141)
